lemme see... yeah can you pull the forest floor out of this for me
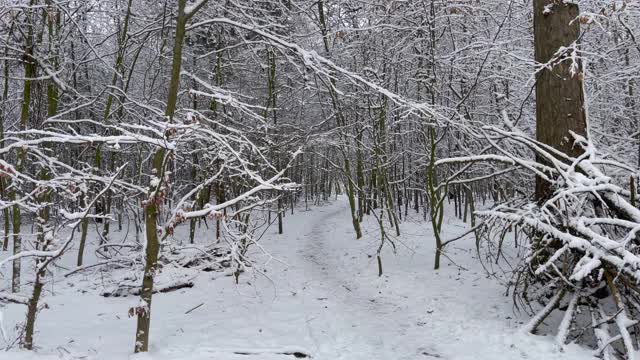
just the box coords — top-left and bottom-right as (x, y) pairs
(1, 197), (595, 360)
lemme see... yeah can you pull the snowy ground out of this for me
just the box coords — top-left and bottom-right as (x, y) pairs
(1, 198), (595, 359)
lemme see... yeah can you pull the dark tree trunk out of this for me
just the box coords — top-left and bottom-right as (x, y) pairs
(533, 0), (587, 200)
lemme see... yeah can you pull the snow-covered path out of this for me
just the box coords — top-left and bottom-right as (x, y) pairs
(3, 199), (595, 359)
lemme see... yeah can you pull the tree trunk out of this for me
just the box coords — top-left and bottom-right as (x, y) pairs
(0, 21), (12, 253)
(134, 0), (193, 352)
(23, 268), (45, 350)
(134, 151), (163, 353)
(24, 3), (59, 347)
(12, 0), (37, 293)
(77, 193), (89, 266)
(533, 0), (587, 200)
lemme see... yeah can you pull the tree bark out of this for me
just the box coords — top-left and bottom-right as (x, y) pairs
(533, 0), (587, 200)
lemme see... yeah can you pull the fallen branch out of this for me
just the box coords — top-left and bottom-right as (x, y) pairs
(521, 288), (566, 334)
(0, 292), (28, 305)
(102, 281), (194, 297)
(232, 348), (311, 358)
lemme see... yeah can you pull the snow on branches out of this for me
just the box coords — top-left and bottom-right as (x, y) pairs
(472, 126), (640, 357)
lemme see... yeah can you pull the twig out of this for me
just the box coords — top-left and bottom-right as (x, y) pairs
(185, 302), (204, 314)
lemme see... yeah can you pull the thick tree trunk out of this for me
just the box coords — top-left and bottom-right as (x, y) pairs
(533, 0), (587, 200)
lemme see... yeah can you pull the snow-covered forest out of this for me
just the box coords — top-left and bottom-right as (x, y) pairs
(0, 0), (639, 359)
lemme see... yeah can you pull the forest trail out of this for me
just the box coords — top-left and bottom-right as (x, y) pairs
(3, 198), (594, 360)
(279, 199), (594, 360)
